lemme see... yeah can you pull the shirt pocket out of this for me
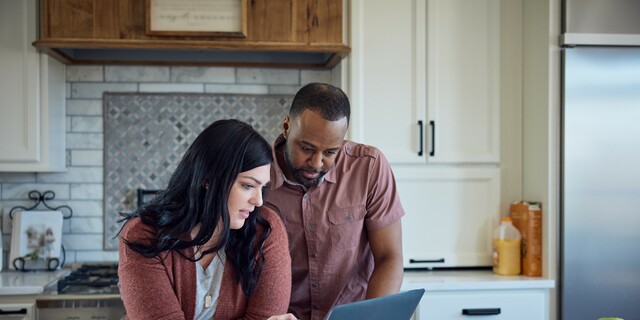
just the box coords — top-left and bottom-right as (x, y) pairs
(328, 205), (366, 250)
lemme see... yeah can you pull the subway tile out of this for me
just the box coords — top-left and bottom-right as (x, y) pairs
(70, 184), (103, 200)
(66, 85), (71, 99)
(70, 217), (103, 233)
(71, 150), (103, 166)
(66, 66), (104, 82)
(237, 68), (299, 85)
(66, 99), (103, 116)
(1, 184), (70, 200)
(171, 67), (235, 83)
(66, 133), (103, 149)
(71, 83), (137, 99)
(61, 234), (103, 250)
(63, 219), (71, 234)
(38, 167), (103, 183)
(0, 173), (37, 183)
(204, 84), (269, 94)
(61, 200), (103, 217)
(66, 150), (72, 167)
(300, 70), (332, 85)
(61, 250), (76, 265)
(65, 116), (72, 132)
(71, 116), (103, 133)
(105, 66), (170, 82)
(139, 83), (204, 93)
(268, 85), (301, 95)
(75, 250), (119, 263)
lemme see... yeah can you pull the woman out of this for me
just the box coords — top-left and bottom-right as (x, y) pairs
(118, 119), (294, 320)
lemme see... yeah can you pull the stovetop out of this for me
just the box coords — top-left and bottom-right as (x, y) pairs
(56, 263), (119, 295)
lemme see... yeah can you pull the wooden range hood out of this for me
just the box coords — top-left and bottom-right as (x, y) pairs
(33, 0), (350, 69)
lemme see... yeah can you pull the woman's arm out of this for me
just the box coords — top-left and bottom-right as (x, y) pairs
(118, 220), (188, 320)
(241, 208), (292, 319)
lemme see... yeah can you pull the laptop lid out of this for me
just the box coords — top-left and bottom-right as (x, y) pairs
(324, 289), (425, 320)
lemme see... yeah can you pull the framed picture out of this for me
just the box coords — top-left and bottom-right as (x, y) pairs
(146, 0), (247, 37)
(9, 210), (63, 270)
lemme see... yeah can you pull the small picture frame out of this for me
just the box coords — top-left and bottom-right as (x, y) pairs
(146, 0), (247, 37)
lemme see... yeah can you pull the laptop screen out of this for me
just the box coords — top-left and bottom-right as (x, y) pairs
(324, 289), (425, 320)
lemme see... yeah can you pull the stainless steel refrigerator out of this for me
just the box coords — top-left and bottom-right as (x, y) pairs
(561, 46), (640, 319)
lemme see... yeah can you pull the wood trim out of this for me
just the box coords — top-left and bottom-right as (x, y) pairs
(56, 56), (332, 69)
(33, 38), (351, 53)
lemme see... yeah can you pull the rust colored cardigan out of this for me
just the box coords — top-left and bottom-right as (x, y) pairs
(118, 207), (291, 320)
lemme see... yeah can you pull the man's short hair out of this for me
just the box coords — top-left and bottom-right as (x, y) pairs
(289, 83), (350, 124)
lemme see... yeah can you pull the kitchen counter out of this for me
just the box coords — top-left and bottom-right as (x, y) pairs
(402, 269), (555, 291)
(0, 270), (70, 295)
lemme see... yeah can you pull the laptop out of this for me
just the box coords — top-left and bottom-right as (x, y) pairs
(324, 289), (425, 320)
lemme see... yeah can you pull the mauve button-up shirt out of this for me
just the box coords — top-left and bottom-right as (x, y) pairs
(267, 135), (405, 320)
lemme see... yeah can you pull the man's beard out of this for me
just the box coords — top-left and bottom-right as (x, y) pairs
(284, 147), (326, 188)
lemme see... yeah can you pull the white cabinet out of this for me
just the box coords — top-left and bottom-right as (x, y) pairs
(402, 271), (554, 320)
(348, 0), (503, 269)
(418, 289), (548, 320)
(0, 0), (65, 172)
(0, 298), (35, 320)
(395, 167), (500, 268)
(349, 0), (500, 164)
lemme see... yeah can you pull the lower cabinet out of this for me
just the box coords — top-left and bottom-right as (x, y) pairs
(417, 289), (548, 320)
(0, 296), (35, 320)
(402, 271), (554, 320)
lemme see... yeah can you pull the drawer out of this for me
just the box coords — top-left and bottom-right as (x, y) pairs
(418, 290), (547, 320)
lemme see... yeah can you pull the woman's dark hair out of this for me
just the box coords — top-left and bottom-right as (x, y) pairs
(289, 82), (351, 124)
(119, 119), (273, 298)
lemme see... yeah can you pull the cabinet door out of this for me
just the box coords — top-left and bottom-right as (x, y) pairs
(418, 290), (548, 320)
(0, 302), (35, 320)
(349, 0), (499, 164)
(0, 0), (65, 172)
(349, 0), (427, 164)
(0, 0), (40, 162)
(426, 0), (500, 163)
(395, 166), (500, 268)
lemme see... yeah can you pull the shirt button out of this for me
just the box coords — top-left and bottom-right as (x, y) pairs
(303, 194), (310, 200)
(313, 304), (320, 309)
(306, 224), (312, 231)
(310, 253), (316, 259)
(312, 283), (319, 288)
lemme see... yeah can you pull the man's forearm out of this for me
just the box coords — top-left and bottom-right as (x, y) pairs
(365, 257), (404, 299)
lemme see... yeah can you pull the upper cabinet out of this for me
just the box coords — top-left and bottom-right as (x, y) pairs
(348, 0), (500, 164)
(0, 0), (66, 172)
(33, 0), (349, 68)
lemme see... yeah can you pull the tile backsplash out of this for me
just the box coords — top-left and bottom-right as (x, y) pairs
(0, 65), (334, 267)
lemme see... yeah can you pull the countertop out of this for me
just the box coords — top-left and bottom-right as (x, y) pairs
(0, 269), (555, 296)
(402, 269), (555, 291)
(0, 270), (69, 295)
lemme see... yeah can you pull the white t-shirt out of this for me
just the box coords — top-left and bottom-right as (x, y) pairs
(193, 252), (226, 320)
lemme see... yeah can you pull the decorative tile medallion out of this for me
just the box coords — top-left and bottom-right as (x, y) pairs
(103, 93), (292, 250)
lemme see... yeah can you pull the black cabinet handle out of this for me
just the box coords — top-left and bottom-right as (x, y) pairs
(417, 120), (424, 156)
(0, 308), (27, 315)
(462, 308), (501, 316)
(429, 120), (435, 156)
(409, 258), (445, 264)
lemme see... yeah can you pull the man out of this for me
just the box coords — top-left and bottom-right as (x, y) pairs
(266, 83), (405, 320)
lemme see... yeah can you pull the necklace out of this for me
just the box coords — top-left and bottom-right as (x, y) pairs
(200, 252), (225, 309)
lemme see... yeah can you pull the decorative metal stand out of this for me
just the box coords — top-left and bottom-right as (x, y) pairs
(8, 190), (73, 220)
